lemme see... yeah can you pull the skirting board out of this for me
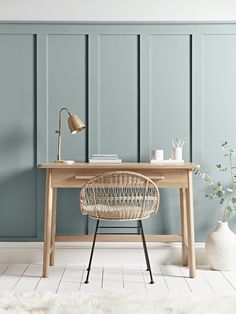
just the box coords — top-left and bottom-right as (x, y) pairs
(0, 242), (207, 266)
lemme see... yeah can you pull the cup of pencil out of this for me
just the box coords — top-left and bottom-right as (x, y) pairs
(172, 137), (185, 161)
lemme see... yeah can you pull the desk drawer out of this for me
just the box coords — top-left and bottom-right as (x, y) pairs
(51, 168), (188, 188)
(51, 169), (95, 188)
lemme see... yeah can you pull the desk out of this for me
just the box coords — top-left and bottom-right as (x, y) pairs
(39, 162), (198, 278)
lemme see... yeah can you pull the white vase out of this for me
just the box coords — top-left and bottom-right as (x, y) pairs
(205, 221), (236, 271)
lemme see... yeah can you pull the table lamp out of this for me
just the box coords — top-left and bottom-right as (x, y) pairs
(55, 107), (86, 164)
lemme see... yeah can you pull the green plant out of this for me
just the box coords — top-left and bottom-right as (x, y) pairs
(195, 141), (236, 221)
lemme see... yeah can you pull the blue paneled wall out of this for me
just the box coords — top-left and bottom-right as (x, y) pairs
(0, 22), (236, 241)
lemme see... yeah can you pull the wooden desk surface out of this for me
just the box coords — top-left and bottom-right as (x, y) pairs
(38, 162), (199, 170)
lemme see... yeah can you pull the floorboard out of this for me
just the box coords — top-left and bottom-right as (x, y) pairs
(123, 267), (146, 290)
(103, 267), (123, 290)
(200, 265), (236, 295)
(179, 266), (215, 296)
(160, 265), (191, 294)
(0, 264), (28, 291)
(57, 265), (84, 293)
(14, 264), (42, 292)
(142, 266), (168, 292)
(80, 266), (103, 292)
(35, 265), (66, 293)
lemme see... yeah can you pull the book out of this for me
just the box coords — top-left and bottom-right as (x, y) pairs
(92, 154), (118, 157)
(150, 159), (184, 164)
(91, 154), (119, 160)
(89, 159), (122, 163)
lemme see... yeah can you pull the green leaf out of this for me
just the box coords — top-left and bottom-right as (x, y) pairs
(231, 196), (236, 203)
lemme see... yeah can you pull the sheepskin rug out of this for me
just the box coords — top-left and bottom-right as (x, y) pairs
(0, 291), (236, 314)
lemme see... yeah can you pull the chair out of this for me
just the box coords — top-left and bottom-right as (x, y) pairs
(80, 171), (160, 284)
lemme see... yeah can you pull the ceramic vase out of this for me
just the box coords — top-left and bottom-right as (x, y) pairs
(205, 221), (236, 271)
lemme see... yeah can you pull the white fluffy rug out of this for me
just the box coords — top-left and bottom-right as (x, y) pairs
(0, 291), (236, 314)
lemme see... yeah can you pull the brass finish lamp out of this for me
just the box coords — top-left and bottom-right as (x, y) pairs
(55, 107), (86, 164)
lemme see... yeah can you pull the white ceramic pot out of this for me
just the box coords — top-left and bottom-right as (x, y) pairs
(205, 221), (236, 271)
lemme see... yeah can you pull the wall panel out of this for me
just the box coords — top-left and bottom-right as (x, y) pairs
(88, 34), (139, 233)
(146, 35), (191, 234)
(47, 34), (88, 235)
(0, 34), (36, 238)
(150, 35), (190, 159)
(97, 35), (139, 161)
(200, 35), (236, 234)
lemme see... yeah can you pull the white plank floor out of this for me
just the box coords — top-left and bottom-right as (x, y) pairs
(0, 262), (236, 295)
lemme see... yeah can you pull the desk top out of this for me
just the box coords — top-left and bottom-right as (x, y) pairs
(38, 162), (199, 170)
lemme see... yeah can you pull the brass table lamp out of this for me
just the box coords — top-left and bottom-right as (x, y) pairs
(55, 107), (86, 164)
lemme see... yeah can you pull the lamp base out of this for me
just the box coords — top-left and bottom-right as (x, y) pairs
(55, 160), (75, 165)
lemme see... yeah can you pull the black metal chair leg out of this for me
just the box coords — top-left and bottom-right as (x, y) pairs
(138, 220), (150, 271)
(84, 219), (100, 284)
(139, 220), (154, 284)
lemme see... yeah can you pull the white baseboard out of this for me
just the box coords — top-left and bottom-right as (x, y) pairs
(0, 242), (207, 266)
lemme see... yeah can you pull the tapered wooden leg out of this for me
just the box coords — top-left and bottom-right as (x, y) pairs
(43, 169), (53, 278)
(180, 188), (188, 266)
(50, 188), (57, 266)
(186, 171), (196, 278)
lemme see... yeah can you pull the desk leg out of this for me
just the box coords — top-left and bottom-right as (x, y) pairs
(180, 188), (188, 266)
(50, 188), (57, 266)
(186, 170), (196, 278)
(43, 169), (53, 278)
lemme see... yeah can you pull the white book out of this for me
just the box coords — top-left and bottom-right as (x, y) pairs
(150, 159), (184, 164)
(92, 156), (118, 159)
(92, 154), (118, 157)
(89, 159), (122, 163)
(92, 154), (118, 160)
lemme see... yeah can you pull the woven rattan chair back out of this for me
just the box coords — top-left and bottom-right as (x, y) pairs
(80, 171), (160, 221)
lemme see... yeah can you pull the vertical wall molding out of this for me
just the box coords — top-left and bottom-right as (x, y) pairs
(36, 32), (49, 240)
(88, 33), (99, 157)
(36, 32), (48, 164)
(189, 34), (193, 162)
(192, 32), (203, 166)
(137, 34), (141, 162)
(140, 33), (151, 162)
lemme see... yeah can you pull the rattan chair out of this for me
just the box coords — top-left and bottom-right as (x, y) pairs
(80, 171), (160, 284)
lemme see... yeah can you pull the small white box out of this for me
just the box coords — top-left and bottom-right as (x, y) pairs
(151, 149), (164, 161)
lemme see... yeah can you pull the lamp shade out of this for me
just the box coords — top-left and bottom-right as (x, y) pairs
(67, 114), (86, 134)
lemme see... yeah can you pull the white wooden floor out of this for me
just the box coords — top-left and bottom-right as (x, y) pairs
(0, 263), (236, 295)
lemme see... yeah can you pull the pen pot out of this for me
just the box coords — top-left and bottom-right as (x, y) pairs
(173, 147), (183, 161)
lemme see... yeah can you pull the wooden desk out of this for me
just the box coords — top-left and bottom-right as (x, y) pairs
(39, 162), (199, 278)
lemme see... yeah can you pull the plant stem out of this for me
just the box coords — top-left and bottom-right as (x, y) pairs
(223, 194), (231, 222)
(229, 150), (235, 189)
(223, 209), (227, 222)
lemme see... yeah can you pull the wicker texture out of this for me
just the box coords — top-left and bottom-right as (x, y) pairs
(80, 171), (159, 220)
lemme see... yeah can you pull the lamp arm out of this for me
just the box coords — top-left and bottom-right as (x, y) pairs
(56, 107), (72, 162)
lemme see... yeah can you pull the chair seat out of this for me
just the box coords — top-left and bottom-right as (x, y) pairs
(83, 204), (155, 220)
(80, 171), (159, 221)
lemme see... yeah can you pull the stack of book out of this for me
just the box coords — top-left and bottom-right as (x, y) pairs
(89, 154), (122, 163)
